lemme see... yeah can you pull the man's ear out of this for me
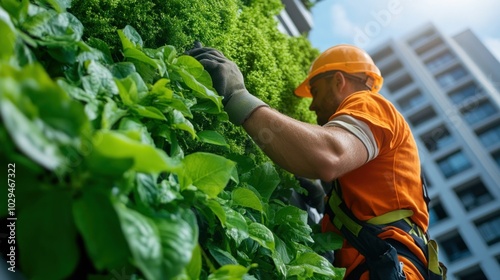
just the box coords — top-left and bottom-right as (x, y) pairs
(333, 71), (346, 91)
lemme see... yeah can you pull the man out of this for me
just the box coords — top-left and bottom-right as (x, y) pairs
(188, 44), (444, 280)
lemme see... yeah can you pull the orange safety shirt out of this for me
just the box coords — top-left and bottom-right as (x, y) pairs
(321, 90), (429, 280)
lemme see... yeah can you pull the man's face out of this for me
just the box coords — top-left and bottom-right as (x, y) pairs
(308, 75), (342, 125)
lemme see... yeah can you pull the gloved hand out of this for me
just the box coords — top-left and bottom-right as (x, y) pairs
(186, 43), (268, 125)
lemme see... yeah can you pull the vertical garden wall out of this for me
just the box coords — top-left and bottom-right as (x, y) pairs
(0, 0), (344, 279)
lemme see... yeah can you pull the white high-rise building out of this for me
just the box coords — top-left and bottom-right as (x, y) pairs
(368, 23), (500, 280)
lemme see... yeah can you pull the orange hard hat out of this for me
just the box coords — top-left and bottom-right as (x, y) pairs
(294, 44), (383, 97)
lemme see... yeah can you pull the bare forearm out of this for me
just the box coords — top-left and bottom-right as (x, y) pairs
(242, 107), (364, 181)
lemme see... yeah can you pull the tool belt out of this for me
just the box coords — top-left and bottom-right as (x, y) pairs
(326, 181), (447, 280)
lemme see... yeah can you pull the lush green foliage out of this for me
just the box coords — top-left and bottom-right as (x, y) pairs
(0, 0), (344, 279)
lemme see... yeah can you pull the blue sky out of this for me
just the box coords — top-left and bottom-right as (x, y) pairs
(308, 0), (500, 61)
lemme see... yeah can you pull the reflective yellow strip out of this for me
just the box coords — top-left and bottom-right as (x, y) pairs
(366, 209), (414, 225)
(427, 240), (443, 275)
(328, 190), (363, 236)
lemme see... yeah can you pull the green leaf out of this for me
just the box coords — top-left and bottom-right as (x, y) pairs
(197, 130), (228, 147)
(115, 205), (162, 280)
(155, 208), (199, 280)
(232, 188), (263, 212)
(172, 109), (196, 138)
(87, 37), (114, 64)
(82, 60), (119, 97)
(246, 162), (280, 202)
(37, 0), (72, 13)
(175, 66), (222, 110)
(18, 191), (79, 280)
(180, 152), (236, 198)
(110, 62), (137, 79)
(206, 199), (227, 225)
(288, 252), (344, 280)
(0, 7), (16, 62)
(90, 130), (181, 173)
(274, 206), (313, 243)
(23, 11), (83, 43)
(174, 55), (205, 79)
(118, 117), (154, 145)
(151, 78), (173, 100)
(248, 223), (275, 251)
(123, 47), (165, 75)
(0, 98), (64, 170)
(311, 232), (344, 253)
(133, 104), (166, 120)
(185, 244), (202, 280)
(208, 245), (238, 266)
(118, 25), (143, 49)
(208, 264), (250, 280)
(224, 207), (249, 245)
(101, 98), (127, 129)
(73, 190), (130, 270)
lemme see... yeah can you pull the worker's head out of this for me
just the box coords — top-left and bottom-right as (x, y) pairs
(294, 44), (383, 125)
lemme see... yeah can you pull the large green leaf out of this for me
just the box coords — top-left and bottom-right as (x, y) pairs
(197, 130), (229, 147)
(206, 199), (227, 225)
(245, 162), (280, 202)
(0, 98), (64, 170)
(118, 25), (143, 49)
(22, 11), (83, 43)
(82, 60), (119, 97)
(0, 7), (16, 62)
(90, 131), (181, 173)
(18, 190), (79, 280)
(172, 109), (196, 138)
(248, 222), (274, 251)
(185, 244), (202, 280)
(73, 190), (131, 270)
(155, 208), (199, 279)
(115, 205), (162, 280)
(274, 206), (313, 243)
(224, 207), (249, 245)
(232, 188), (263, 212)
(180, 152), (236, 198)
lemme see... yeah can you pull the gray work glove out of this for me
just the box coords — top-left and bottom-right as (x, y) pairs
(186, 44), (268, 125)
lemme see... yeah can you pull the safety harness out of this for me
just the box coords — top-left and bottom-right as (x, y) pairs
(325, 178), (447, 280)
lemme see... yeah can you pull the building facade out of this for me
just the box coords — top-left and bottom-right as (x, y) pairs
(277, 0), (313, 36)
(369, 23), (500, 280)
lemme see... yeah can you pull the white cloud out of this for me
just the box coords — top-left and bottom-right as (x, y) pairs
(484, 37), (500, 63)
(329, 4), (357, 37)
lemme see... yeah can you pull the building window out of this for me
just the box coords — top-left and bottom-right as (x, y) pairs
(455, 179), (493, 211)
(380, 59), (403, 78)
(441, 232), (471, 262)
(397, 90), (426, 111)
(408, 106), (437, 127)
(429, 200), (448, 226)
(462, 101), (498, 125)
(409, 29), (436, 49)
(448, 83), (482, 105)
(455, 265), (488, 280)
(387, 73), (413, 93)
(436, 66), (468, 88)
(475, 213), (500, 246)
(425, 51), (455, 72)
(422, 171), (432, 188)
(437, 150), (472, 178)
(493, 151), (500, 167)
(371, 47), (394, 63)
(477, 123), (500, 148)
(420, 125), (455, 152)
